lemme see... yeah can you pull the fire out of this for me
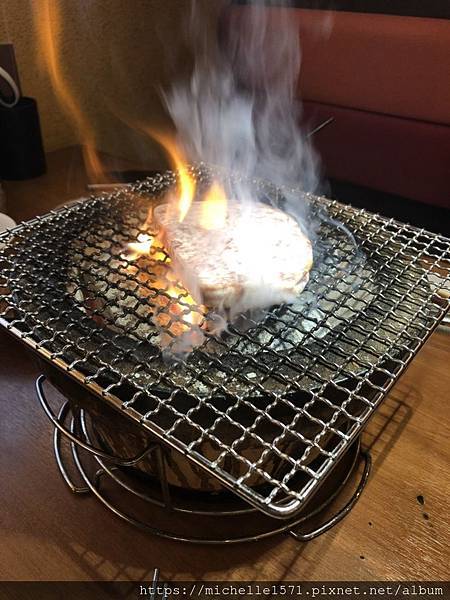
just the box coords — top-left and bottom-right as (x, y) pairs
(118, 133), (227, 349)
(163, 285), (203, 327)
(176, 164), (196, 223)
(137, 131), (229, 231)
(124, 229), (205, 350)
(145, 132), (196, 223)
(33, 1), (106, 182)
(123, 226), (168, 263)
(125, 233), (153, 260)
(200, 182), (228, 230)
(152, 281), (206, 350)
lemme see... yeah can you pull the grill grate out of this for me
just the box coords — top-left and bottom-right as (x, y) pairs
(1, 166), (449, 518)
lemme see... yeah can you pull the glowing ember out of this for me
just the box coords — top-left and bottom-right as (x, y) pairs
(124, 226), (205, 352)
(155, 285), (204, 331)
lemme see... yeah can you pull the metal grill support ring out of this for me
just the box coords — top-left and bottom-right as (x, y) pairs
(37, 375), (371, 544)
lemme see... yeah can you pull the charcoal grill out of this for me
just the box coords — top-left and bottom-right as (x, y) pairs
(0, 165), (448, 543)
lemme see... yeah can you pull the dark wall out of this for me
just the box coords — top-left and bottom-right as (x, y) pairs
(232, 1), (450, 19)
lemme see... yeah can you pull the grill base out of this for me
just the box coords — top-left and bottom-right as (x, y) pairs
(37, 375), (371, 544)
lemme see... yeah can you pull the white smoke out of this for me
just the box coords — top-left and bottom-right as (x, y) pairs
(158, 0), (323, 357)
(164, 0), (320, 227)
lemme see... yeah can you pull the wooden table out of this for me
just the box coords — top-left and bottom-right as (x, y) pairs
(1, 148), (449, 582)
(2, 146), (147, 224)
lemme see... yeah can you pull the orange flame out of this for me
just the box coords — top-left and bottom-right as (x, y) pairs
(153, 283), (205, 348)
(125, 233), (154, 260)
(174, 162), (196, 224)
(166, 286), (203, 325)
(124, 232), (204, 345)
(124, 229), (169, 263)
(200, 182), (228, 230)
(140, 131), (196, 223)
(34, 0), (106, 181)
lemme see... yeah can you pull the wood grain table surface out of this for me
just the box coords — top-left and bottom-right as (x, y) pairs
(0, 148), (449, 582)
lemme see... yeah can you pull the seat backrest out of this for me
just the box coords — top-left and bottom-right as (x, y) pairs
(223, 7), (450, 126)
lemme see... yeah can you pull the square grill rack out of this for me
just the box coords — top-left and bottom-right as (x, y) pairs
(0, 166), (449, 519)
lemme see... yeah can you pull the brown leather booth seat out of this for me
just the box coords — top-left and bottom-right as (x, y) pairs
(298, 10), (450, 126)
(222, 7), (450, 209)
(302, 100), (450, 209)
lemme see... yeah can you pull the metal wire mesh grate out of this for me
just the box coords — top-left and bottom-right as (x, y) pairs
(0, 166), (449, 517)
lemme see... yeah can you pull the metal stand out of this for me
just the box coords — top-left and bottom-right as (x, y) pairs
(37, 375), (371, 545)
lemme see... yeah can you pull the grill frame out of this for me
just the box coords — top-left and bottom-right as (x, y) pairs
(1, 167), (449, 518)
